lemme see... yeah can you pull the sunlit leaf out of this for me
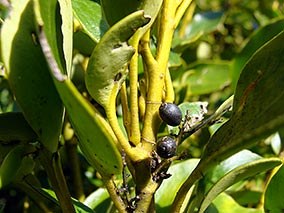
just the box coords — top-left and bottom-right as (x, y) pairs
(180, 62), (231, 96)
(72, 0), (108, 43)
(155, 159), (200, 212)
(173, 11), (224, 51)
(264, 164), (284, 213)
(86, 11), (150, 108)
(199, 157), (281, 213)
(206, 193), (263, 213)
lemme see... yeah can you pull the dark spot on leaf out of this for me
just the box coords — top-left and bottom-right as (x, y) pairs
(113, 43), (123, 49)
(114, 72), (122, 82)
(114, 165), (118, 169)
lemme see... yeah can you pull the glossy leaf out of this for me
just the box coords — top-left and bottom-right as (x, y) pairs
(181, 62), (231, 96)
(173, 11), (224, 51)
(0, 144), (36, 188)
(1, 0), (64, 152)
(231, 18), (284, 89)
(84, 188), (111, 211)
(72, 0), (108, 43)
(172, 29), (284, 212)
(264, 164), (284, 213)
(155, 159), (199, 212)
(86, 11), (150, 108)
(207, 150), (261, 184)
(207, 193), (263, 213)
(200, 30), (284, 170)
(0, 112), (37, 143)
(199, 158), (281, 213)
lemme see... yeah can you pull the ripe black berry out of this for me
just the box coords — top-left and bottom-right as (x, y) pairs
(156, 136), (177, 159)
(159, 103), (182, 126)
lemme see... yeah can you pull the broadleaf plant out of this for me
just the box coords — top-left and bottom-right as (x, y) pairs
(0, 0), (284, 212)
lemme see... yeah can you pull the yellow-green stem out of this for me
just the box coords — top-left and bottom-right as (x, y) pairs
(121, 82), (131, 136)
(103, 177), (127, 213)
(129, 31), (142, 145)
(140, 32), (161, 151)
(105, 86), (148, 161)
(174, 0), (194, 28)
(178, 2), (196, 37)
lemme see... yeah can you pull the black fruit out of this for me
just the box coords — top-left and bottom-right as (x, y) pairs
(156, 136), (177, 159)
(159, 103), (182, 126)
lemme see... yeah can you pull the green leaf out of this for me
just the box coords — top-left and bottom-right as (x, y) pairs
(101, 0), (141, 26)
(200, 30), (284, 171)
(199, 157), (281, 213)
(73, 31), (96, 56)
(231, 18), (284, 89)
(264, 164), (284, 213)
(207, 193), (263, 213)
(155, 159), (200, 212)
(55, 80), (123, 176)
(86, 10), (150, 109)
(0, 112), (37, 143)
(173, 11), (224, 51)
(41, 188), (94, 213)
(0, 144), (36, 188)
(34, 0), (73, 76)
(72, 0), (108, 43)
(84, 188), (111, 211)
(180, 62), (231, 96)
(1, 0), (64, 152)
(207, 150), (262, 185)
(58, 0), (73, 76)
(36, 0), (123, 176)
(172, 29), (284, 212)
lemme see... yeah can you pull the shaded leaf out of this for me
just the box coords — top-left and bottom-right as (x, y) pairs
(42, 188), (94, 213)
(0, 112), (37, 143)
(1, 0), (64, 152)
(231, 18), (284, 89)
(201, 30), (284, 170)
(0, 144), (36, 188)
